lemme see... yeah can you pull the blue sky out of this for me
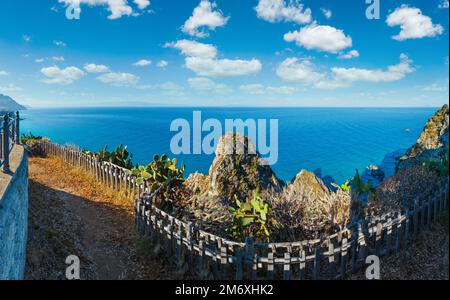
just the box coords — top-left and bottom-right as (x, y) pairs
(0, 0), (448, 107)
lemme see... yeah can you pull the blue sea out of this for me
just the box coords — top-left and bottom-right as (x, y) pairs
(21, 107), (437, 184)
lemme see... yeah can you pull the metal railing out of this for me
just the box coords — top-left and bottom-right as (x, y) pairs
(0, 111), (20, 173)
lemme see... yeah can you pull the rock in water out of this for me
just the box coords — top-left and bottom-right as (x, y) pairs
(208, 133), (284, 201)
(367, 165), (385, 181)
(397, 104), (449, 171)
(291, 170), (331, 197)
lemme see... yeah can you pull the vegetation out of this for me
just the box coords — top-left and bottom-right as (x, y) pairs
(20, 132), (42, 144)
(131, 154), (186, 207)
(227, 190), (274, 242)
(424, 146), (449, 177)
(350, 169), (376, 202)
(95, 145), (134, 169)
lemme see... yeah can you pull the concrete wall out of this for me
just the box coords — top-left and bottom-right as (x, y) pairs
(0, 146), (28, 280)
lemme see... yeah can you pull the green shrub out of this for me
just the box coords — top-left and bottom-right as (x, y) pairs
(227, 190), (274, 242)
(94, 144), (134, 169)
(131, 154), (186, 207)
(20, 132), (42, 144)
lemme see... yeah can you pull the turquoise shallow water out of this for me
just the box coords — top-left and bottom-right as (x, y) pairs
(21, 107), (436, 184)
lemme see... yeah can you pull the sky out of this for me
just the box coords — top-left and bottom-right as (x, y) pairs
(0, 0), (448, 107)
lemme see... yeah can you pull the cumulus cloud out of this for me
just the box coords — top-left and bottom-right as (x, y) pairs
(166, 39), (262, 77)
(255, 0), (312, 24)
(35, 58), (45, 63)
(58, 0), (149, 20)
(386, 5), (444, 41)
(240, 83), (298, 95)
(330, 54), (415, 83)
(134, 0), (150, 10)
(0, 70), (8, 76)
(96, 72), (139, 86)
(284, 23), (352, 53)
(188, 77), (232, 94)
(185, 57), (262, 77)
(41, 66), (85, 85)
(276, 58), (325, 85)
(84, 63), (111, 73)
(182, 0), (229, 38)
(321, 8), (332, 19)
(156, 60), (169, 68)
(133, 59), (152, 67)
(339, 50), (360, 59)
(52, 56), (65, 62)
(165, 40), (217, 59)
(277, 54), (415, 89)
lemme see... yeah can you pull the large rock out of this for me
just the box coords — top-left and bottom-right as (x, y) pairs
(208, 133), (284, 201)
(397, 104), (449, 171)
(290, 170), (331, 197)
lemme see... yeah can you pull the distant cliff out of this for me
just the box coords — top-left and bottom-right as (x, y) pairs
(0, 94), (26, 112)
(397, 104), (449, 171)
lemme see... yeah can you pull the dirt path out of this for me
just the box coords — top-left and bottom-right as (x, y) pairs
(25, 156), (180, 280)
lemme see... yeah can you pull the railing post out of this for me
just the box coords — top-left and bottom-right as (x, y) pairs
(15, 111), (20, 144)
(2, 114), (10, 173)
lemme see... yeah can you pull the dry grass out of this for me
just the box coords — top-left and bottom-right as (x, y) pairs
(270, 185), (352, 241)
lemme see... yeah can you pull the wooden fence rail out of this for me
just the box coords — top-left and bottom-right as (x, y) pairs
(36, 140), (449, 280)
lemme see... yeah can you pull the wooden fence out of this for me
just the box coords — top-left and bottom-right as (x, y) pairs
(37, 140), (449, 280)
(0, 111), (20, 173)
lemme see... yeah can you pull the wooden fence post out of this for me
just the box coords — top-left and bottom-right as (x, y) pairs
(2, 114), (10, 173)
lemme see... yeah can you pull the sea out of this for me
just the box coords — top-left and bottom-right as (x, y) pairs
(20, 107), (437, 185)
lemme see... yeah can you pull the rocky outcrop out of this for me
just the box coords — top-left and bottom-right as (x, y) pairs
(290, 170), (331, 197)
(208, 133), (284, 201)
(397, 104), (449, 171)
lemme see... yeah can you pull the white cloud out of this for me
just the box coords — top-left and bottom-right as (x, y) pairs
(134, 0), (150, 10)
(321, 8), (332, 19)
(133, 59), (152, 66)
(0, 70), (8, 76)
(84, 63), (111, 73)
(156, 60), (169, 68)
(185, 57), (262, 77)
(284, 23), (352, 53)
(41, 66), (85, 85)
(165, 40), (217, 59)
(54, 40), (67, 47)
(240, 83), (298, 95)
(167, 39), (262, 78)
(276, 58), (325, 85)
(331, 54), (414, 83)
(23, 35), (31, 42)
(52, 56), (65, 62)
(386, 5), (444, 41)
(339, 50), (360, 59)
(35, 58), (45, 63)
(0, 83), (22, 93)
(97, 72), (139, 86)
(255, 0), (312, 24)
(439, 0), (449, 9)
(277, 54), (415, 89)
(182, 0), (229, 38)
(188, 77), (232, 94)
(58, 0), (134, 20)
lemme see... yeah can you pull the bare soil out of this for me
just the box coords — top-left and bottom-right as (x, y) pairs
(25, 156), (182, 280)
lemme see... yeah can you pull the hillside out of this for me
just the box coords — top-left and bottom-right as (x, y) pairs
(0, 94), (26, 112)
